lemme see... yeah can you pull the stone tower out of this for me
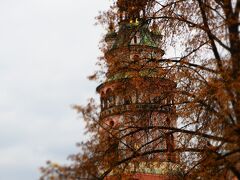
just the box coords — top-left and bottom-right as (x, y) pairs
(97, 0), (180, 179)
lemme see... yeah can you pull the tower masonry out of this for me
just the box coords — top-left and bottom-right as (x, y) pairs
(97, 0), (181, 179)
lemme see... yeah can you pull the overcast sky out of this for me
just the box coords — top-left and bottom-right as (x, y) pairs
(0, 0), (110, 179)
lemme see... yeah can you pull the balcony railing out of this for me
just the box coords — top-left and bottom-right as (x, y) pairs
(100, 103), (175, 119)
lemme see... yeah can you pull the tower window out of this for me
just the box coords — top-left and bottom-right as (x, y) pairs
(124, 96), (132, 104)
(108, 96), (115, 107)
(130, 32), (140, 45)
(109, 120), (115, 127)
(134, 36), (137, 44)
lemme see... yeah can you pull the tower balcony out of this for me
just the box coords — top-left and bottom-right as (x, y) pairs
(100, 103), (175, 119)
(104, 160), (182, 180)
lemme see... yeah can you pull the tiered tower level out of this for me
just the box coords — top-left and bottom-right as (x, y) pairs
(97, 0), (180, 179)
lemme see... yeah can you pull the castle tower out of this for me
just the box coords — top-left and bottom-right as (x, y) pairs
(97, 0), (180, 179)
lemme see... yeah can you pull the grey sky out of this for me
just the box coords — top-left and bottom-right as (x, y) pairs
(0, 0), (110, 179)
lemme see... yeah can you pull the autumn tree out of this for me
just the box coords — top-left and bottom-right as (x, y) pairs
(40, 0), (240, 179)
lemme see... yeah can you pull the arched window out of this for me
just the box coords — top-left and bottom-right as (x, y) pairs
(124, 96), (132, 104)
(115, 96), (120, 105)
(108, 96), (115, 107)
(103, 98), (107, 109)
(105, 88), (113, 108)
(109, 120), (115, 127)
(130, 32), (140, 45)
(152, 96), (161, 103)
(100, 98), (104, 109)
(138, 92), (144, 103)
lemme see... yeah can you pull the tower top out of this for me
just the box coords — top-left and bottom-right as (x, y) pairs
(117, 0), (148, 11)
(117, 0), (151, 20)
(104, 0), (163, 53)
